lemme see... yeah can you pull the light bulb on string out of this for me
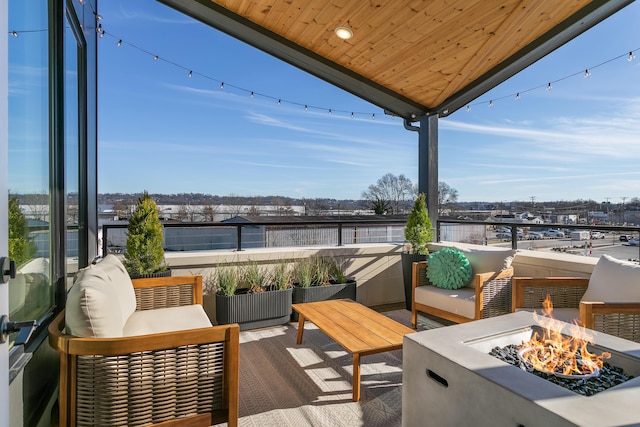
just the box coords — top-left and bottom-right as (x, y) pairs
(515, 92), (520, 100)
(117, 39), (122, 47)
(11, 31), (18, 37)
(372, 113), (375, 120)
(250, 91), (254, 98)
(220, 82), (224, 89)
(629, 51), (635, 62)
(304, 105), (308, 111)
(153, 55), (158, 61)
(584, 69), (591, 78)
(547, 82), (552, 91)
(96, 23), (102, 33)
(328, 109), (332, 115)
(277, 99), (281, 106)
(466, 105), (471, 112)
(488, 100), (493, 108)
(188, 70), (192, 78)
(351, 112), (354, 119)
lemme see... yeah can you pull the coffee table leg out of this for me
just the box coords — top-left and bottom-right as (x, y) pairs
(352, 353), (361, 401)
(296, 313), (305, 345)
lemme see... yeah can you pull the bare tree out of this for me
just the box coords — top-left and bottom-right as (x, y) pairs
(362, 173), (414, 214)
(438, 181), (459, 215)
(201, 203), (218, 221)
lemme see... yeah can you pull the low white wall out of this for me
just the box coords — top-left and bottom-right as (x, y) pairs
(164, 243), (405, 323)
(160, 242), (599, 323)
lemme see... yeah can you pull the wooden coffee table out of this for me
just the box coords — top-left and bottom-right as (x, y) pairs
(292, 299), (414, 401)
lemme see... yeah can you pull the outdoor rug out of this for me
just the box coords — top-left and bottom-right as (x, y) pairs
(213, 309), (450, 427)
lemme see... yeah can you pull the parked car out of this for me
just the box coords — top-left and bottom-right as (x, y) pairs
(590, 231), (606, 239)
(628, 238), (640, 246)
(495, 227), (511, 233)
(620, 234), (633, 242)
(544, 229), (565, 238)
(527, 232), (543, 240)
(497, 231), (524, 240)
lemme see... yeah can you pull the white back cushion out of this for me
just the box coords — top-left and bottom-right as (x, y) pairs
(581, 254), (640, 303)
(65, 255), (136, 338)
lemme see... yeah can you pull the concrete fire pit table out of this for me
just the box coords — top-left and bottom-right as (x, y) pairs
(402, 311), (640, 427)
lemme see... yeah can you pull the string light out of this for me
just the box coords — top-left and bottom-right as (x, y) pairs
(11, 31), (18, 37)
(80, 21), (638, 119)
(372, 113), (375, 120)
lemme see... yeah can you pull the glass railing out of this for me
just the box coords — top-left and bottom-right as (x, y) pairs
(101, 218), (640, 262)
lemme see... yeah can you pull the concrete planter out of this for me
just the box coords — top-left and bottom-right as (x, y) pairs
(401, 253), (427, 310)
(215, 287), (293, 331)
(291, 280), (357, 321)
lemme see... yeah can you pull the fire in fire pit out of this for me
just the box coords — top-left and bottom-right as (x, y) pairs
(490, 295), (633, 396)
(520, 295), (610, 378)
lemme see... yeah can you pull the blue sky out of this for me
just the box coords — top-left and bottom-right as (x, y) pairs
(98, 1), (640, 203)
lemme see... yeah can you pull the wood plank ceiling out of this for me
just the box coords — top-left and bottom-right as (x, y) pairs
(158, 0), (633, 120)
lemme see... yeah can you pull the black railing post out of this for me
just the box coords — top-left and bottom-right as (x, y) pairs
(236, 225), (243, 251)
(102, 224), (108, 256)
(337, 223), (343, 246)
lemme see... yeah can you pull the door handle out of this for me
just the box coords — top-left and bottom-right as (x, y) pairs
(0, 315), (38, 345)
(1, 256), (17, 283)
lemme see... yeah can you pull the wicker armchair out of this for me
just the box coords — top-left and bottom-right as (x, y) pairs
(49, 273), (240, 427)
(513, 277), (640, 343)
(411, 261), (514, 327)
(512, 254), (640, 343)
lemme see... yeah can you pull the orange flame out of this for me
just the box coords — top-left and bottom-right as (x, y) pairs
(520, 295), (611, 377)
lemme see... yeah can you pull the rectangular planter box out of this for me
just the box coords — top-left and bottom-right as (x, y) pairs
(216, 287), (293, 331)
(291, 280), (357, 321)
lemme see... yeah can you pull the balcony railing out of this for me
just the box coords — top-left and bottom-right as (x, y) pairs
(101, 218), (640, 260)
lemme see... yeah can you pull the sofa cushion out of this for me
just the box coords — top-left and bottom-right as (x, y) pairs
(65, 255), (136, 338)
(581, 254), (640, 303)
(426, 248), (472, 290)
(414, 285), (476, 319)
(447, 246), (516, 289)
(123, 305), (212, 336)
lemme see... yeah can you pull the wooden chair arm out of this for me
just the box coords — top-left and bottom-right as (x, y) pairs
(475, 266), (514, 288)
(512, 277), (589, 311)
(132, 275), (203, 308)
(580, 301), (640, 329)
(49, 310), (239, 356)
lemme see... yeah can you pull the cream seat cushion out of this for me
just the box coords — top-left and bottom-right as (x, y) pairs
(65, 255), (137, 338)
(123, 305), (212, 336)
(415, 285), (475, 320)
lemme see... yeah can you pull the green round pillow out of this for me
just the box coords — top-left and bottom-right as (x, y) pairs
(426, 248), (473, 290)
